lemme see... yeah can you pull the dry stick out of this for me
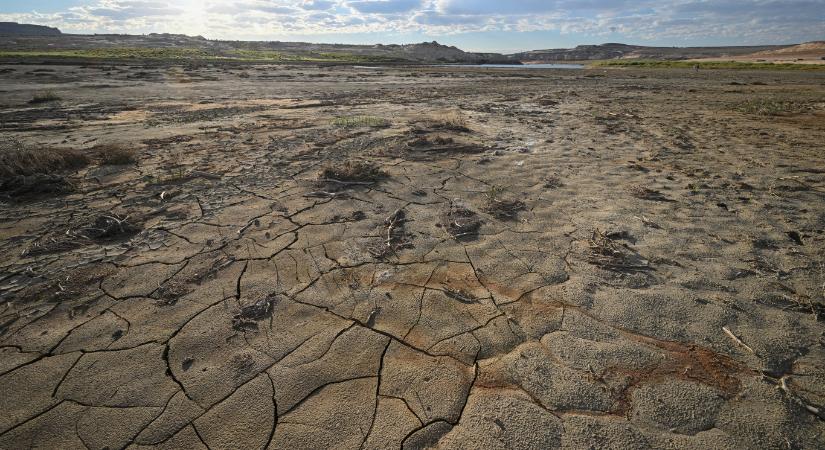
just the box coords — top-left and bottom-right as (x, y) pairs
(386, 212), (399, 246)
(304, 191), (347, 198)
(778, 376), (824, 418)
(316, 178), (374, 186)
(722, 326), (755, 354)
(384, 209), (406, 257)
(634, 215), (662, 229)
(191, 170), (222, 180)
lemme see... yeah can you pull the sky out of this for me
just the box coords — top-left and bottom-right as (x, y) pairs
(1, 1), (824, 53)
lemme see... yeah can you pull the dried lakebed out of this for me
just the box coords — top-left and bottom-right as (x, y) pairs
(0, 63), (824, 449)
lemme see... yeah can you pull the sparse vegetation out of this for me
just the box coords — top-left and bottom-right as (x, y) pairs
(94, 145), (137, 165)
(319, 160), (387, 183)
(0, 141), (88, 178)
(0, 48), (405, 63)
(483, 185), (527, 220)
(426, 110), (470, 131)
(735, 99), (813, 116)
(332, 115), (391, 129)
(230, 49), (402, 63)
(28, 90), (61, 104)
(2, 48), (210, 60)
(591, 60), (825, 70)
(0, 141), (90, 198)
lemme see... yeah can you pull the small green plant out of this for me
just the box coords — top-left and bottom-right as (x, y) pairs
(483, 185), (526, 220)
(29, 90), (61, 104)
(486, 185), (506, 202)
(332, 116), (391, 129)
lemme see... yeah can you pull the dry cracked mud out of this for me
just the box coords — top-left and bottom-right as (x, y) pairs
(1, 63), (824, 449)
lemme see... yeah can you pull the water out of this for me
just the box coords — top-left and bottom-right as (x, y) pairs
(444, 63), (585, 69)
(353, 63), (585, 70)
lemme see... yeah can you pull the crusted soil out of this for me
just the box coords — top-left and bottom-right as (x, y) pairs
(1, 63), (824, 449)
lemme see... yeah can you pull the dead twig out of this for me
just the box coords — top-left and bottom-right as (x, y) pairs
(304, 191), (350, 199)
(441, 203), (482, 241)
(190, 170), (222, 180)
(368, 208), (413, 259)
(587, 228), (651, 272)
(635, 215), (662, 229)
(316, 178), (375, 186)
(443, 287), (478, 304)
(722, 326), (755, 354)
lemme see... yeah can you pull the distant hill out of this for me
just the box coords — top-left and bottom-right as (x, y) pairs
(0, 30), (512, 64)
(511, 43), (794, 62)
(0, 22), (61, 36)
(0, 25), (809, 65)
(748, 41), (825, 58)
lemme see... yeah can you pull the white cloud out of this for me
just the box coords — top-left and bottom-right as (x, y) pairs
(1, 0), (823, 45)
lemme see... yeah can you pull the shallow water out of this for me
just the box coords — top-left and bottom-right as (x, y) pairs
(445, 63), (585, 69)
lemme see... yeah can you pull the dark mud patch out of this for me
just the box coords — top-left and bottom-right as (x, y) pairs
(403, 135), (488, 158)
(78, 214), (142, 241)
(440, 203), (483, 241)
(232, 295), (279, 332)
(483, 187), (528, 221)
(629, 186), (674, 202)
(145, 105), (266, 126)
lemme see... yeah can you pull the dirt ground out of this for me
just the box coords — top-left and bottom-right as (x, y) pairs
(1, 62), (824, 449)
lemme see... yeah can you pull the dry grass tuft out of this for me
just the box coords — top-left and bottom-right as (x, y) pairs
(332, 115), (390, 129)
(319, 160), (387, 183)
(0, 141), (89, 179)
(93, 144), (137, 165)
(28, 90), (61, 104)
(426, 110), (470, 132)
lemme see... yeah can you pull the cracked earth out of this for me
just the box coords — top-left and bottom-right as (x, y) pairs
(1, 63), (825, 449)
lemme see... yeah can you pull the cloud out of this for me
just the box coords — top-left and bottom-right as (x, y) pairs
(0, 0), (822, 46)
(347, 0), (422, 14)
(82, 0), (184, 21)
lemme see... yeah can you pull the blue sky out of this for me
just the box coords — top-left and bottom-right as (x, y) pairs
(2, 1), (824, 52)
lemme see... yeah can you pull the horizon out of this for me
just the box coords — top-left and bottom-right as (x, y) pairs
(2, 23), (810, 54)
(1, 1), (824, 53)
